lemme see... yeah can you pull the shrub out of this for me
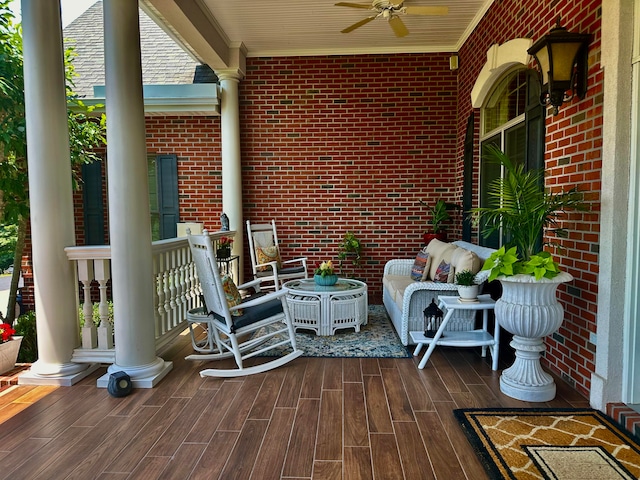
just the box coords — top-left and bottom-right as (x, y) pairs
(14, 311), (37, 363)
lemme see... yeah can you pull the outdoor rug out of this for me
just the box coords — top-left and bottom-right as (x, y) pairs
(454, 407), (640, 480)
(256, 304), (410, 358)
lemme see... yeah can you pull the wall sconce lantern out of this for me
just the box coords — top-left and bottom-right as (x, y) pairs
(527, 18), (591, 115)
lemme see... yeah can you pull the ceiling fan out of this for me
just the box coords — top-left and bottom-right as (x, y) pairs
(335, 1), (448, 38)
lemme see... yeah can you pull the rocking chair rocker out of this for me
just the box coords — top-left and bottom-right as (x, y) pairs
(186, 229), (303, 377)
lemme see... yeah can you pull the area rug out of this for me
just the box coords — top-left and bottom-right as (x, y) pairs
(454, 408), (640, 479)
(256, 304), (410, 358)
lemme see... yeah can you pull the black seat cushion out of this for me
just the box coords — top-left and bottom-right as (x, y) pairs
(211, 295), (283, 332)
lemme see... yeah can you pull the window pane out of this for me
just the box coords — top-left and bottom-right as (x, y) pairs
(483, 70), (528, 135)
(479, 136), (501, 249)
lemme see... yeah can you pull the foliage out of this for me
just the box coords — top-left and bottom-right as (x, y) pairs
(337, 231), (361, 266)
(14, 310), (36, 363)
(454, 269), (477, 286)
(0, 3), (106, 322)
(79, 301), (115, 328)
(482, 246), (562, 282)
(418, 199), (456, 233)
(314, 260), (335, 277)
(471, 145), (585, 279)
(0, 223), (16, 271)
(0, 321), (14, 343)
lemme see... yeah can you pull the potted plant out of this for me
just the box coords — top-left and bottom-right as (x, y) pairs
(216, 236), (233, 259)
(455, 269), (479, 302)
(472, 145), (584, 402)
(337, 231), (361, 278)
(0, 321), (22, 374)
(314, 260), (337, 286)
(419, 199), (456, 244)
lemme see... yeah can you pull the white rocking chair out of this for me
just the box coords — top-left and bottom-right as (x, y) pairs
(186, 229), (303, 377)
(246, 219), (308, 290)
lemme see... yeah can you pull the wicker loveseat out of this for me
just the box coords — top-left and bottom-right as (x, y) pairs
(382, 240), (497, 345)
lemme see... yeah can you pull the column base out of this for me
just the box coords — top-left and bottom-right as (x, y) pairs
(97, 357), (173, 389)
(18, 362), (101, 386)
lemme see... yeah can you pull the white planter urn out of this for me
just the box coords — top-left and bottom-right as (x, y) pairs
(495, 273), (572, 402)
(0, 336), (23, 375)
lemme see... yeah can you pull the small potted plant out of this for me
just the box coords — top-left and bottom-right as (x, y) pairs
(454, 269), (479, 302)
(337, 231), (362, 278)
(314, 260), (337, 286)
(419, 199), (457, 244)
(216, 236), (233, 258)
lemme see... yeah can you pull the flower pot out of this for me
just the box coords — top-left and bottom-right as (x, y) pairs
(423, 232), (447, 245)
(495, 273), (573, 402)
(457, 285), (479, 302)
(0, 336), (23, 375)
(314, 274), (338, 286)
(216, 246), (231, 258)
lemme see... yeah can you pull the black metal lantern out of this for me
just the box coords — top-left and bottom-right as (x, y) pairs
(527, 18), (591, 115)
(424, 298), (443, 338)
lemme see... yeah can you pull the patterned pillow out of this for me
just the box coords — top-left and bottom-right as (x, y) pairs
(410, 248), (432, 281)
(433, 260), (453, 283)
(256, 246), (282, 272)
(221, 275), (243, 316)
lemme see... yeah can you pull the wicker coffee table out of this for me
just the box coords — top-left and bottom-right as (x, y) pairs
(283, 278), (368, 336)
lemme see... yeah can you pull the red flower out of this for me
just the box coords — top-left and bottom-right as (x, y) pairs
(0, 323), (15, 343)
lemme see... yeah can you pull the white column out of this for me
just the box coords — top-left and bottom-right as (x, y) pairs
(19, 0), (95, 385)
(99, 0), (171, 388)
(218, 72), (244, 282)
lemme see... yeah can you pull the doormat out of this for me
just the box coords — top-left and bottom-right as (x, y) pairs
(256, 304), (410, 358)
(454, 408), (640, 479)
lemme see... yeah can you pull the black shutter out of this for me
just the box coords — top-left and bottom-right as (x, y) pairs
(82, 161), (105, 245)
(156, 154), (179, 239)
(462, 113), (475, 242)
(525, 69), (545, 172)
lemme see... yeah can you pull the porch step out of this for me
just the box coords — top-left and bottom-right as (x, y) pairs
(0, 364), (30, 392)
(607, 402), (640, 439)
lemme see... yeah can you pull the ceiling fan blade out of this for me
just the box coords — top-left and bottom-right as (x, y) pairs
(335, 2), (373, 9)
(389, 16), (409, 37)
(341, 16), (376, 33)
(403, 6), (449, 16)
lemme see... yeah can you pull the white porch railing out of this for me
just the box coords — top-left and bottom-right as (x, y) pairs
(65, 230), (235, 364)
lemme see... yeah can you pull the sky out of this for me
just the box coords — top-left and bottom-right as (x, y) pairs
(9, 0), (98, 28)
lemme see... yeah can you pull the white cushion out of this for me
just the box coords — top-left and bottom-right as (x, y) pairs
(450, 247), (482, 276)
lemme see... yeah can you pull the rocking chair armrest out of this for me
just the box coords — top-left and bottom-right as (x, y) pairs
(234, 288), (287, 310)
(255, 260), (279, 271)
(282, 257), (307, 266)
(236, 277), (263, 291)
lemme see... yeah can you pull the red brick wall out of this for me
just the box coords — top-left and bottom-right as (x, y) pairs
(240, 54), (459, 299)
(457, 0), (602, 398)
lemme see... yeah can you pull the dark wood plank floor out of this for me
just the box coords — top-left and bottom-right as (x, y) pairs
(0, 324), (588, 479)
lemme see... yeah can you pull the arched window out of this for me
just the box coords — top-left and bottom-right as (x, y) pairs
(478, 68), (544, 248)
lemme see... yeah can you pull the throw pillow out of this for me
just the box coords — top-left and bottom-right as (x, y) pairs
(425, 239), (457, 281)
(410, 248), (432, 281)
(256, 246), (282, 272)
(221, 275), (243, 316)
(433, 260), (453, 283)
(450, 247), (482, 275)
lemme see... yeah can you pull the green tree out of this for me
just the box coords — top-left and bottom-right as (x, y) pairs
(0, 1), (106, 324)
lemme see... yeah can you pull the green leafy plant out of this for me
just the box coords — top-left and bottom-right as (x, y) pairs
(454, 269), (477, 286)
(337, 231), (361, 266)
(14, 311), (37, 363)
(472, 145), (585, 281)
(418, 199), (457, 233)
